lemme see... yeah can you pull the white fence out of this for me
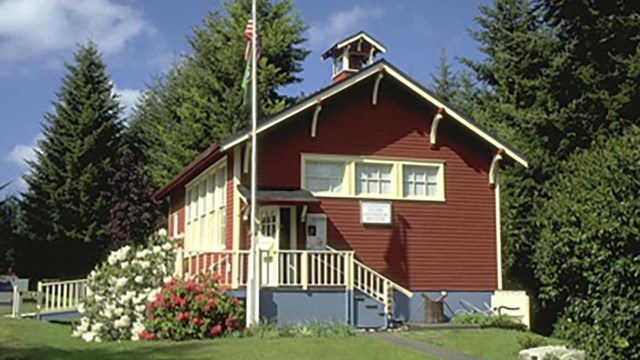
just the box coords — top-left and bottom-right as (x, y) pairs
(37, 279), (87, 315)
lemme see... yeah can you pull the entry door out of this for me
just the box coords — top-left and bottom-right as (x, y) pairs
(258, 207), (279, 286)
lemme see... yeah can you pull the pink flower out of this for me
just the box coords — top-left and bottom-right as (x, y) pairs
(176, 311), (190, 322)
(192, 317), (203, 326)
(185, 280), (197, 291)
(203, 304), (211, 312)
(210, 325), (222, 337)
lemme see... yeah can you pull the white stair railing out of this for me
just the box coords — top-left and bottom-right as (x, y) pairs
(37, 279), (87, 316)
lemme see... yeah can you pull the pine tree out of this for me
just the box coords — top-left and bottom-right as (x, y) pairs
(130, 0), (309, 187)
(430, 48), (458, 102)
(0, 183), (17, 274)
(18, 42), (123, 279)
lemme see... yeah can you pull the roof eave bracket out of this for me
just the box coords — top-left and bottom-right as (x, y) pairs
(311, 98), (323, 138)
(372, 67), (385, 106)
(489, 149), (504, 186)
(429, 108), (445, 147)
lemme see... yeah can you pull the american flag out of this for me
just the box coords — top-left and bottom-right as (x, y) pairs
(244, 20), (260, 62)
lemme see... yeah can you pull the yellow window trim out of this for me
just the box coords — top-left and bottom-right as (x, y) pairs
(300, 153), (446, 202)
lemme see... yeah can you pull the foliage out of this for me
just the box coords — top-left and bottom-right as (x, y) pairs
(534, 127), (640, 360)
(249, 320), (355, 339)
(73, 233), (175, 342)
(0, 189), (18, 274)
(18, 42), (123, 279)
(142, 273), (244, 341)
(130, 0), (310, 187)
(430, 48), (459, 103)
(450, 313), (526, 331)
(518, 334), (552, 350)
(105, 136), (160, 247)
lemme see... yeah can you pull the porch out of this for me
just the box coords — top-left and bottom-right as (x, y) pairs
(177, 247), (413, 328)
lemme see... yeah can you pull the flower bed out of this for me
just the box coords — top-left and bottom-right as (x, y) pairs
(142, 273), (244, 340)
(73, 233), (176, 342)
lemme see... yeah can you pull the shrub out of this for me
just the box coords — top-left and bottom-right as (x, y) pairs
(519, 334), (551, 350)
(451, 313), (526, 331)
(249, 320), (355, 339)
(142, 272), (244, 341)
(72, 233), (175, 342)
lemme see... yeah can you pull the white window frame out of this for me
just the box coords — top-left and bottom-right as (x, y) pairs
(301, 153), (445, 202)
(401, 163), (445, 200)
(302, 159), (348, 196)
(184, 156), (227, 251)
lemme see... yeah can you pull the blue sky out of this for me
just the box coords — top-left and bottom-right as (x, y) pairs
(0, 0), (488, 196)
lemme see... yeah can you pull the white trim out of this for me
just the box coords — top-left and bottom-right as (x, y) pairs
(221, 65), (382, 151)
(337, 33), (386, 54)
(301, 153), (446, 202)
(221, 63), (528, 168)
(383, 66), (528, 167)
(489, 153), (503, 185)
(429, 109), (444, 147)
(311, 101), (322, 138)
(185, 156), (227, 190)
(495, 173), (503, 290)
(243, 142), (251, 174)
(233, 146), (241, 251)
(372, 71), (384, 105)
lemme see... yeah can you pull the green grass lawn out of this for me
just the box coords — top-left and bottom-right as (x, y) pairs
(405, 328), (563, 360)
(0, 318), (434, 360)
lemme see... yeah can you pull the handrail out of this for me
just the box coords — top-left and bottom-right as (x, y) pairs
(37, 278), (87, 316)
(327, 246), (413, 298)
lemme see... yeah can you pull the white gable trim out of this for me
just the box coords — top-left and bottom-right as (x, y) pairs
(222, 62), (528, 168)
(383, 66), (528, 167)
(337, 33), (386, 54)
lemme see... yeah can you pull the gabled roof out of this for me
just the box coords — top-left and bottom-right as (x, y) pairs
(321, 31), (386, 60)
(221, 59), (528, 166)
(156, 59), (528, 200)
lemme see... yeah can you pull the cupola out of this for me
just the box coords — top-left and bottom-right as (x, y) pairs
(321, 31), (386, 83)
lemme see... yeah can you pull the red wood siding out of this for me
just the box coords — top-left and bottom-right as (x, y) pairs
(255, 79), (498, 291)
(169, 187), (185, 237)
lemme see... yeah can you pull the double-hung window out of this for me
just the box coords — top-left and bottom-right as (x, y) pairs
(302, 154), (445, 201)
(304, 160), (346, 194)
(403, 165), (441, 198)
(185, 158), (227, 251)
(356, 163), (393, 196)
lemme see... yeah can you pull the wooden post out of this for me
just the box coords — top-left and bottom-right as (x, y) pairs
(175, 247), (184, 277)
(36, 281), (42, 320)
(232, 251), (239, 289)
(301, 251), (308, 290)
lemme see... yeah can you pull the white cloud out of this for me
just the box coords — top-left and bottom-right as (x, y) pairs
(5, 136), (40, 168)
(307, 5), (385, 49)
(0, 0), (152, 64)
(115, 87), (142, 117)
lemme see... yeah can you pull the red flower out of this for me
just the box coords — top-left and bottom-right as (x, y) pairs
(203, 305), (211, 312)
(185, 280), (197, 291)
(147, 314), (154, 321)
(146, 302), (153, 311)
(192, 317), (203, 326)
(209, 325), (222, 337)
(231, 298), (240, 305)
(212, 273), (222, 282)
(176, 311), (190, 322)
(139, 330), (156, 341)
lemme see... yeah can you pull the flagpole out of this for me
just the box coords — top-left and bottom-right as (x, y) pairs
(247, 0), (259, 328)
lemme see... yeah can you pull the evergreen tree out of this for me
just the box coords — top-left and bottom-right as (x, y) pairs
(0, 183), (17, 274)
(130, 0), (309, 187)
(430, 48), (459, 102)
(18, 42), (123, 279)
(105, 133), (160, 247)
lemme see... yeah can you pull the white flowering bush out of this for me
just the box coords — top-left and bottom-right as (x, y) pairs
(73, 231), (176, 342)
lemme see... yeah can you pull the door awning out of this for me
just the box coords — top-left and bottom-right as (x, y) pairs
(238, 185), (320, 205)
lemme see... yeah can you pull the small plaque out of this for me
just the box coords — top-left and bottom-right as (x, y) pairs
(360, 201), (392, 224)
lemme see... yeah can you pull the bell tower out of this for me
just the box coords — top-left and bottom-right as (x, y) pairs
(322, 31), (386, 83)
